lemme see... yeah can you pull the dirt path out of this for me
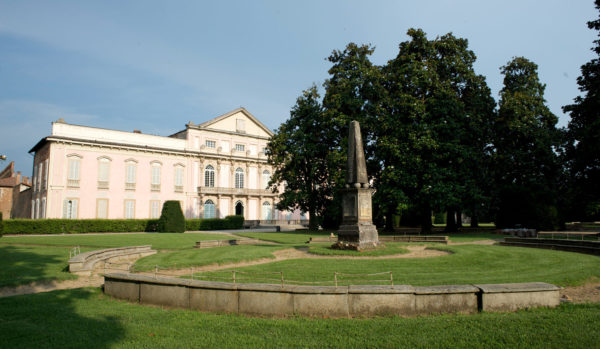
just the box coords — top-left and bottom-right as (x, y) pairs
(561, 280), (600, 303)
(449, 239), (498, 245)
(0, 276), (103, 298)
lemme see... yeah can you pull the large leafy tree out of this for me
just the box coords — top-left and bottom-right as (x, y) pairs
(562, 0), (600, 221)
(267, 85), (341, 230)
(494, 57), (561, 229)
(381, 29), (495, 232)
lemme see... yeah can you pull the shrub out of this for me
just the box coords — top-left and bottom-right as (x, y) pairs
(157, 201), (185, 233)
(1, 219), (160, 234)
(433, 212), (446, 225)
(186, 215), (244, 231)
(0, 212), (3, 236)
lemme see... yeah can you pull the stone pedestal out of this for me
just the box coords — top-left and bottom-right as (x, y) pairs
(336, 187), (380, 250)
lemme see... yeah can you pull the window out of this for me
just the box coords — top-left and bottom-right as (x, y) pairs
(37, 164), (42, 191)
(33, 165), (37, 192)
(124, 200), (135, 219)
(41, 197), (46, 218)
(206, 140), (216, 148)
(204, 200), (216, 219)
(235, 168), (244, 188)
(150, 200), (161, 219)
(41, 160), (48, 190)
(125, 161), (137, 190)
(262, 170), (271, 189)
(174, 165), (184, 192)
(204, 165), (215, 187)
(235, 144), (245, 152)
(151, 162), (161, 191)
(67, 156), (81, 188)
(97, 199), (108, 219)
(262, 201), (272, 220)
(63, 198), (79, 219)
(236, 119), (245, 133)
(97, 158), (110, 189)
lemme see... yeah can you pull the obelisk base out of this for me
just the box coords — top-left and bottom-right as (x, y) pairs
(334, 222), (381, 250)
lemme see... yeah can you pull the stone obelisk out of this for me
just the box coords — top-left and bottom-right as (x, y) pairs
(336, 120), (380, 250)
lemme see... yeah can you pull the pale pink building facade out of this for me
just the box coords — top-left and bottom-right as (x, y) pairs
(28, 108), (305, 222)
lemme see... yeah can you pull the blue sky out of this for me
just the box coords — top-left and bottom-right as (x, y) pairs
(0, 0), (596, 176)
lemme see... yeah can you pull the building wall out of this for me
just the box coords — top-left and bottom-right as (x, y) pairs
(29, 109), (307, 221)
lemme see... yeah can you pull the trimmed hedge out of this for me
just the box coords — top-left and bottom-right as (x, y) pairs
(0, 212), (3, 236)
(1, 216), (245, 235)
(158, 201), (186, 233)
(186, 215), (244, 231)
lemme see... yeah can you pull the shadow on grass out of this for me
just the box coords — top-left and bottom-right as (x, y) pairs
(0, 245), (74, 288)
(0, 288), (124, 348)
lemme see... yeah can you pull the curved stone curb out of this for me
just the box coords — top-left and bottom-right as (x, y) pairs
(69, 246), (157, 276)
(104, 273), (560, 318)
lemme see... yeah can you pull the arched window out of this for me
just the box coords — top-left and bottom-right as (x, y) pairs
(262, 170), (271, 189)
(205, 165), (215, 187)
(262, 201), (272, 220)
(150, 161), (161, 191)
(235, 168), (244, 189)
(204, 199), (216, 219)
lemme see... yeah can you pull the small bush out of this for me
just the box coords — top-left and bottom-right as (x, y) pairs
(186, 215), (244, 230)
(158, 201), (185, 233)
(1, 219), (160, 234)
(0, 212), (3, 236)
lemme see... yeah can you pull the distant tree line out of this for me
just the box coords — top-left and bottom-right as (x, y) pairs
(267, 2), (600, 232)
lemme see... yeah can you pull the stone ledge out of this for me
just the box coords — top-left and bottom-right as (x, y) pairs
(475, 282), (561, 293)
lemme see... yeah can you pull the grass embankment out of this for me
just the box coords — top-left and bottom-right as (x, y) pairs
(0, 232), (233, 250)
(0, 288), (598, 348)
(200, 245), (600, 287)
(0, 232), (242, 287)
(0, 245), (84, 287)
(132, 244), (288, 272)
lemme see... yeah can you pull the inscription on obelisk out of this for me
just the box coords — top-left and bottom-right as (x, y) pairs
(336, 121), (380, 250)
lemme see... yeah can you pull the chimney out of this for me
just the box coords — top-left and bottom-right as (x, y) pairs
(16, 171), (21, 183)
(133, 130), (142, 134)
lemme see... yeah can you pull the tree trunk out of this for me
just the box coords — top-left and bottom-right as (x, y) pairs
(384, 204), (395, 232)
(456, 209), (463, 228)
(470, 214), (479, 228)
(420, 204), (432, 234)
(308, 203), (319, 231)
(445, 209), (458, 232)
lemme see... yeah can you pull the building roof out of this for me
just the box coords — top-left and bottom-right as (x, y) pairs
(194, 107), (274, 137)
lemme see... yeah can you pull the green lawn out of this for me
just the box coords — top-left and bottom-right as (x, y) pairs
(0, 245), (82, 287)
(0, 288), (598, 348)
(0, 232), (233, 250)
(132, 244), (289, 271)
(198, 245), (600, 287)
(235, 231), (333, 245)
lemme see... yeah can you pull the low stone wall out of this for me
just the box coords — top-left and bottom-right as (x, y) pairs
(194, 238), (261, 248)
(501, 237), (600, 256)
(69, 246), (156, 276)
(104, 273), (560, 318)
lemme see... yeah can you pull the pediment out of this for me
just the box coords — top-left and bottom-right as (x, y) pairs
(197, 108), (273, 137)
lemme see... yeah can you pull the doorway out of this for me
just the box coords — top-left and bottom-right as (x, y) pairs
(235, 201), (244, 216)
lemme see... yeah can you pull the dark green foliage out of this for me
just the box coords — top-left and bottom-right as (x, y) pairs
(2, 219), (160, 234)
(494, 57), (560, 229)
(433, 212), (446, 225)
(562, 0), (600, 221)
(268, 85), (341, 230)
(157, 201), (185, 233)
(0, 212), (3, 236)
(1, 217), (241, 234)
(186, 215), (244, 230)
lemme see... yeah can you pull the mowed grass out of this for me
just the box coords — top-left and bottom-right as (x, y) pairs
(201, 245), (600, 287)
(235, 231), (333, 245)
(0, 245), (83, 287)
(0, 288), (599, 348)
(0, 232), (233, 250)
(132, 244), (289, 271)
